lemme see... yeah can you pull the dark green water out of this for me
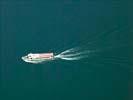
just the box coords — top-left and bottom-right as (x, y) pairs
(0, 0), (133, 100)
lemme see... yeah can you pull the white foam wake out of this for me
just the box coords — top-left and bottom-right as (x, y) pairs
(54, 48), (91, 60)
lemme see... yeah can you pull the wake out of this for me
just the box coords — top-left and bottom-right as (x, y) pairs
(54, 47), (93, 60)
(53, 26), (131, 63)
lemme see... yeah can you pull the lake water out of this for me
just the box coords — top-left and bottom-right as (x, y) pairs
(0, 0), (132, 100)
